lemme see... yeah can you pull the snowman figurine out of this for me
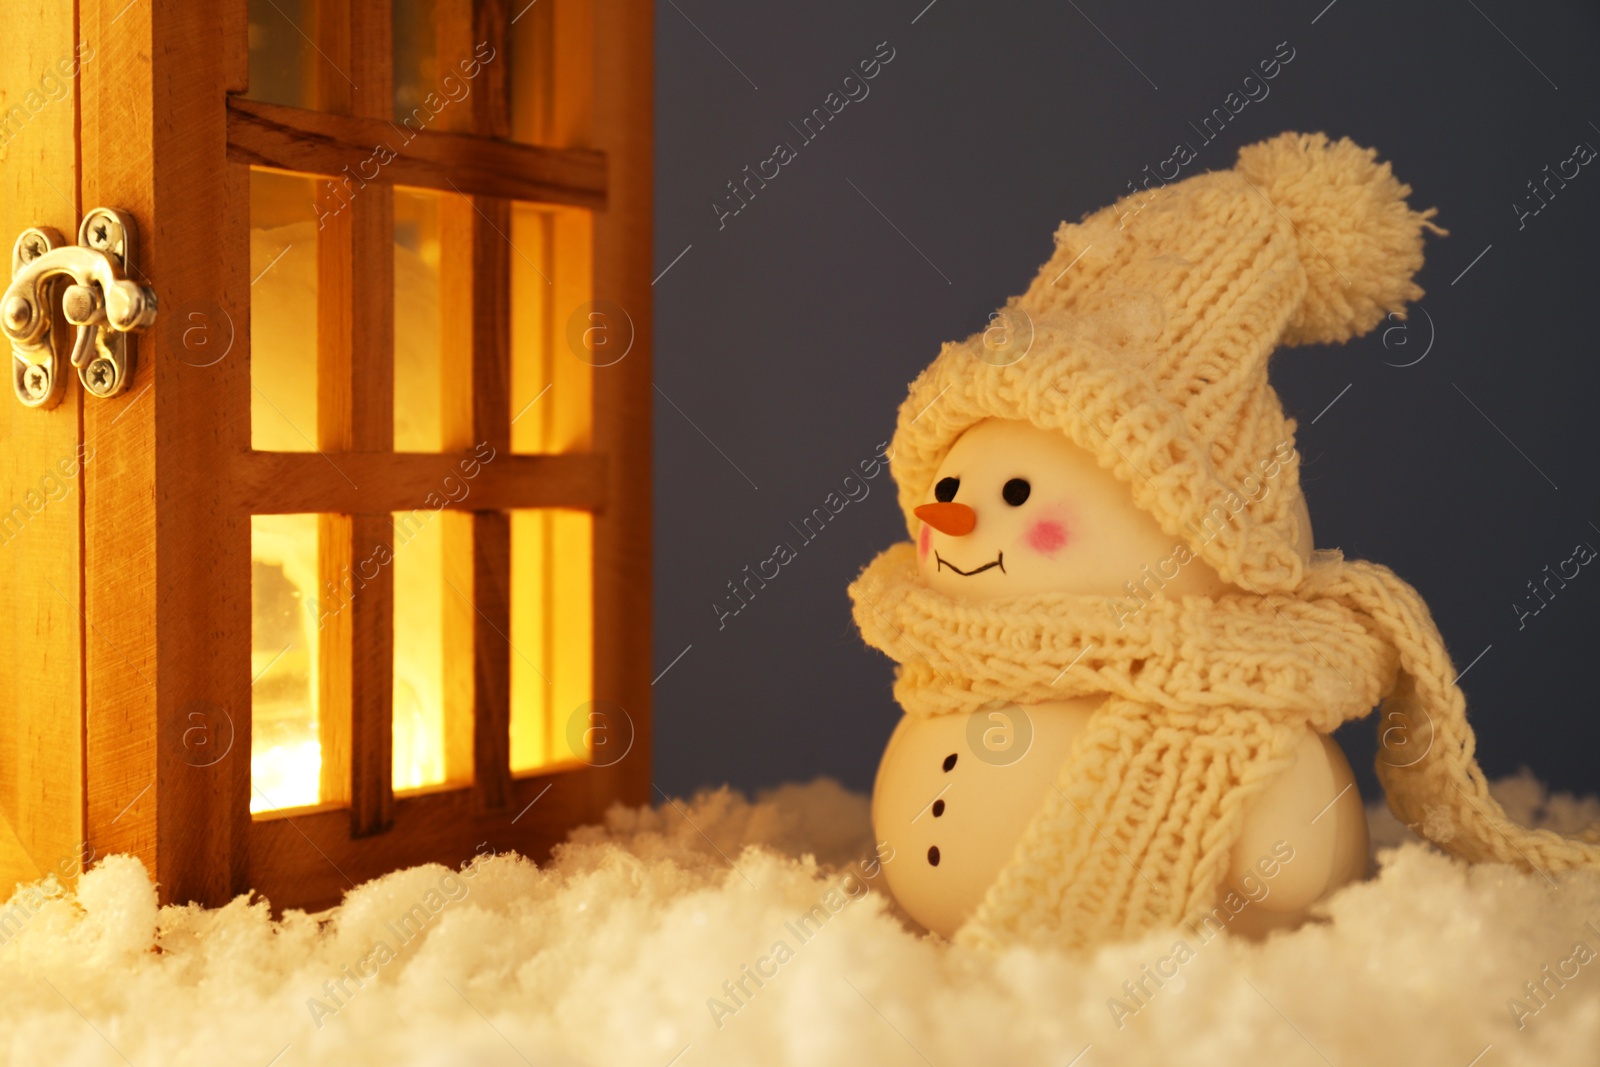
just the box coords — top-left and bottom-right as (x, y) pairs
(869, 418), (1368, 939)
(846, 133), (1600, 951)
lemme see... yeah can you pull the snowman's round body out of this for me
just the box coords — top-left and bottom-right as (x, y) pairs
(871, 418), (1370, 939)
(872, 698), (1095, 937)
(872, 701), (1368, 938)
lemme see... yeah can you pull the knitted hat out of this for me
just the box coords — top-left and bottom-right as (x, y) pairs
(889, 132), (1442, 593)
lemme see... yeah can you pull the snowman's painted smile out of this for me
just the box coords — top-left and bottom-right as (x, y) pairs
(935, 550), (1005, 577)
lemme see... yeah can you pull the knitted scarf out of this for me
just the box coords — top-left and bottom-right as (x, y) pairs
(849, 541), (1600, 951)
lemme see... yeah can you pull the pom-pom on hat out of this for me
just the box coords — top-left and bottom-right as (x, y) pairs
(887, 132), (1444, 594)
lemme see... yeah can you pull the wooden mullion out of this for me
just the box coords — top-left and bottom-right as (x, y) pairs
(435, 0), (502, 139)
(470, 204), (513, 441)
(464, 199), (514, 811)
(225, 100), (607, 208)
(234, 450), (606, 514)
(314, 0), (353, 115)
(469, 22), (515, 811)
(316, 0), (396, 836)
(436, 1), (515, 812)
(347, 512), (394, 832)
(466, 509), (512, 810)
(469, 0), (513, 138)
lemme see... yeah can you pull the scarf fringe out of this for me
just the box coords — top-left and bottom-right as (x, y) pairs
(1322, 557), (1600, 871)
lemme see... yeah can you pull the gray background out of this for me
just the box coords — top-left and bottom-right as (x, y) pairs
(648, 0), (1600, 806)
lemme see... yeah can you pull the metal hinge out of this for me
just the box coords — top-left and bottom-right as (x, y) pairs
(1, 207), (158, 408)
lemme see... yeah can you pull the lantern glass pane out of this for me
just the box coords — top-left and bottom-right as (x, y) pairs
(251, 513), (323, 812)
(506, 200), (595, 773)
(510, 509), (593, 771)
(509, 0), (554, 147)
(250, 168), (320, 452)
(392, 506), (450, 791)
(394, 186), (445, 452)
(393, 0), (438, 123)
(244, 0), (318, 109)
(509, 204), (593, 455)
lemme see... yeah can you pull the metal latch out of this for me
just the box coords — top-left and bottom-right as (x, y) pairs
(1, 208), (158, 408)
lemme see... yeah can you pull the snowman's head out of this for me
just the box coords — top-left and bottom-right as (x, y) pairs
(914, 419), (1288, 603)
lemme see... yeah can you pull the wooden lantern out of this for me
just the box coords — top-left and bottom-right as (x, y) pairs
(0, 0), (651, 911)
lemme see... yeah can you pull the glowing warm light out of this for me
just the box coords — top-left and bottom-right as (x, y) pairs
(391, 507), (448, 791)
(250, 513), (322, 813)
(392, 187), (450, 792)
(511, 509), (592, 768)
(509, 204), (594, 771)
(505, 204), (595, 771)
(243, 0), (601, 817)
(249, 168), (327, 813)
(250, 740), (323, 813)
(248, 187), (596, 812)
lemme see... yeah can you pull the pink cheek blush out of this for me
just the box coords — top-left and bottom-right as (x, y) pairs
(918, 524), (931, 559)
(1025, 519), (1069, 556)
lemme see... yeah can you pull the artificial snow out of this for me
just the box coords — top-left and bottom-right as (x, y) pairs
(1, 774), (1597, 1066)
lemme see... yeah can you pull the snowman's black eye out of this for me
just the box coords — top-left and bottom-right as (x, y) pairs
(934, 477), (960, 502)
(1002, 478), (1031, 506)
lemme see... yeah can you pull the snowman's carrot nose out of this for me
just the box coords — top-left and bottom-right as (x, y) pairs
(914, 502), (976, 536)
